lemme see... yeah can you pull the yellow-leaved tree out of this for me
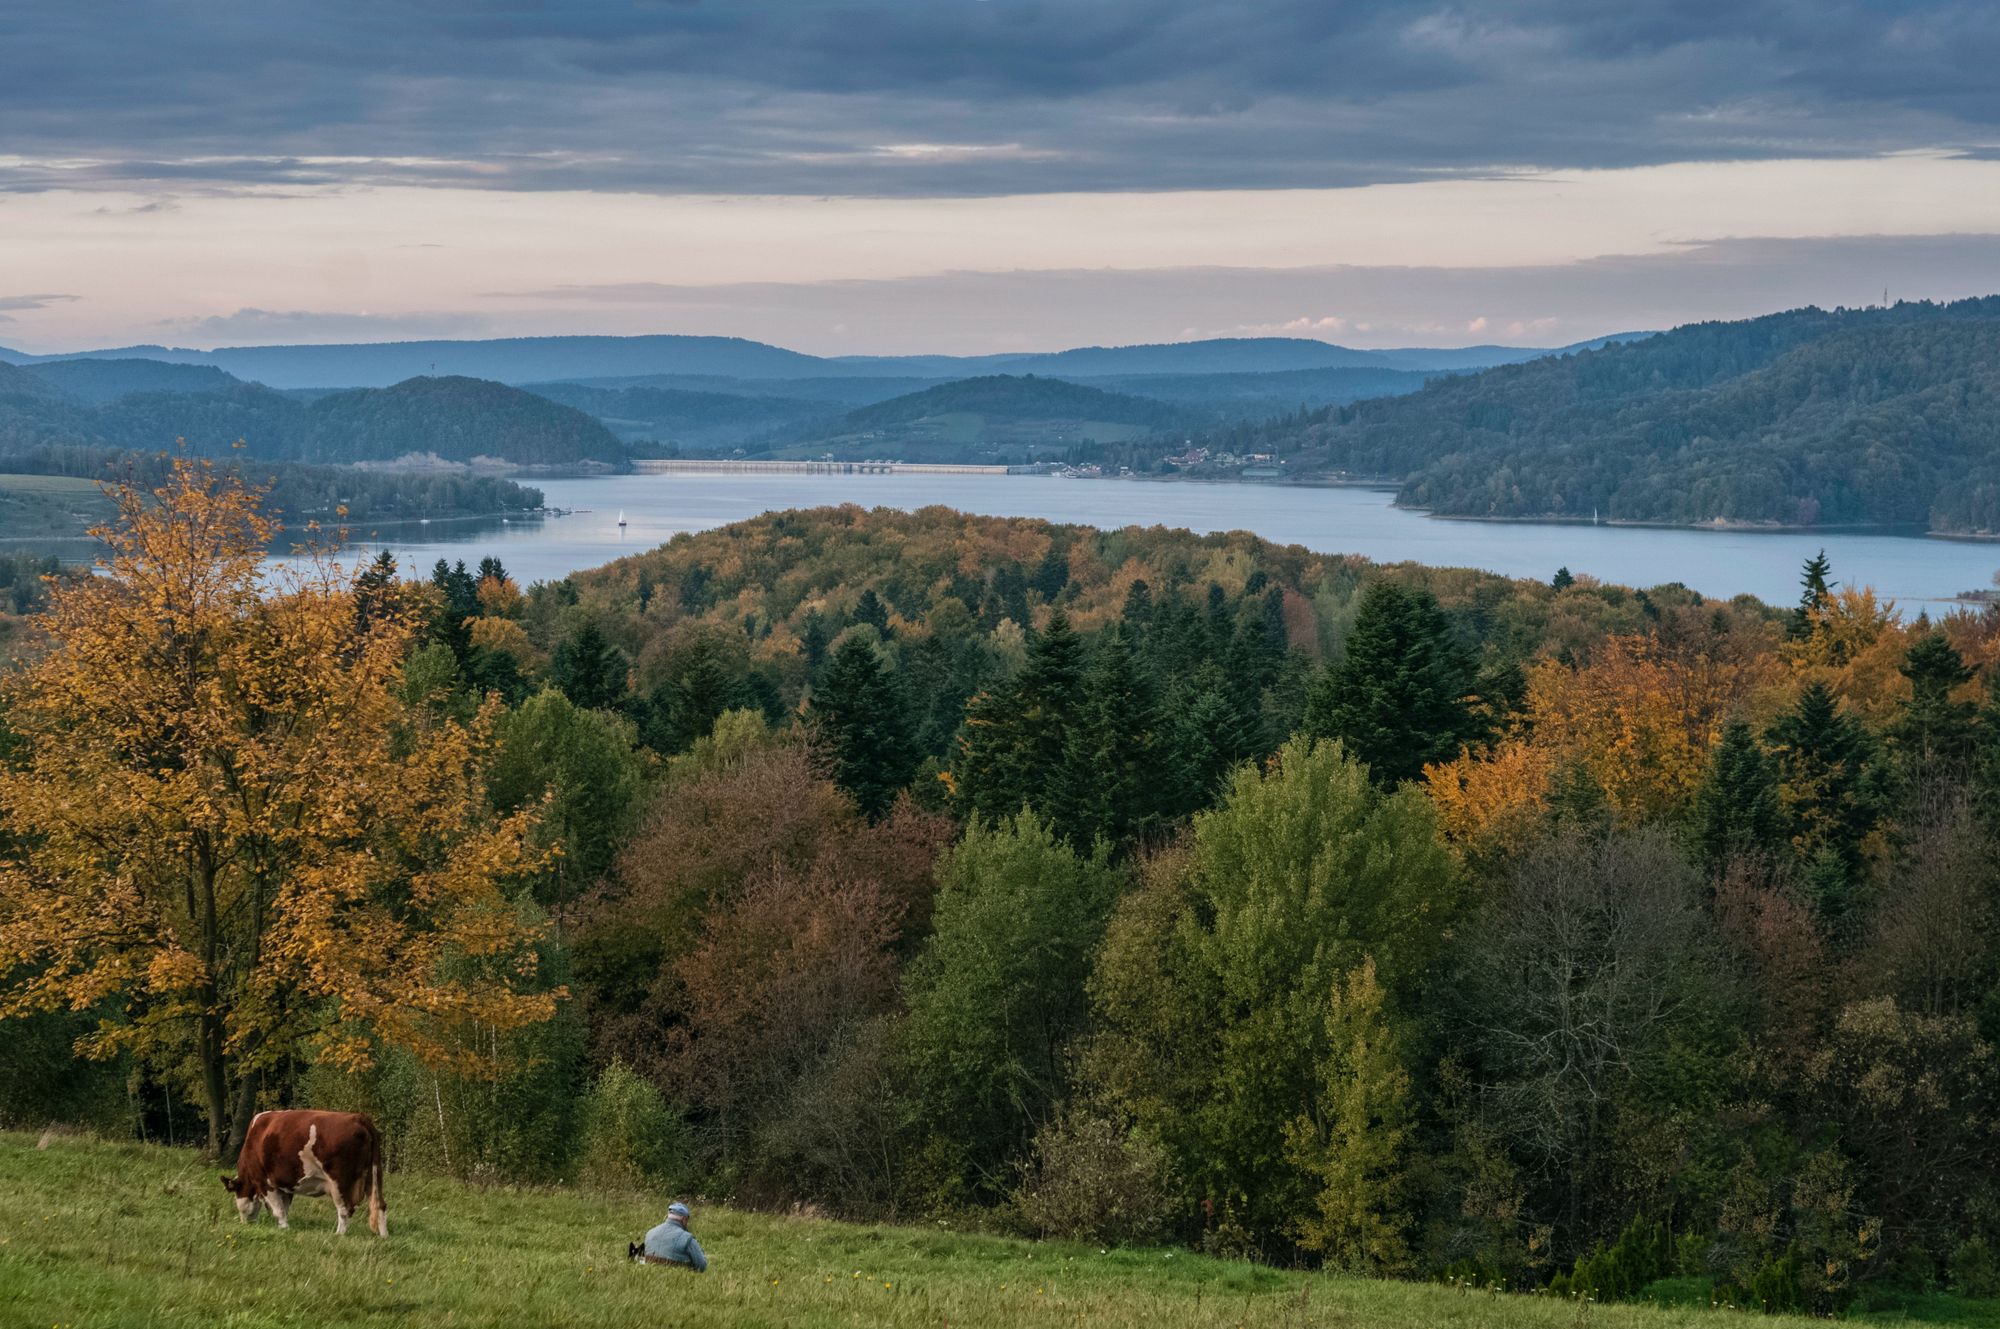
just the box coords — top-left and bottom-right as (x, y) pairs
(0, 459), (556, 1156)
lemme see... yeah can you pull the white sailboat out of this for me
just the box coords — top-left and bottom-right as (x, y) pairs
(617, 509), (627, 529)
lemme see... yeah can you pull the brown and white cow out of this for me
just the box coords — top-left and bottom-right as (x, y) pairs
(221, 1110), (387, 1237)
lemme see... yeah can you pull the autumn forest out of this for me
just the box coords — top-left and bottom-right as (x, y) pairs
(4, 461), (2000, 1317)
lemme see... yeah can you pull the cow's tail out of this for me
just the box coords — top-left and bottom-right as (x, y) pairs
(365, 1121), (388, 1238)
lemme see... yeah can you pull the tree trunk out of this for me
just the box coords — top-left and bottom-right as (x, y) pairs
(223, 1071), (260, 1161)
(198, 1008), (228, 1158)
(195, 847), (228, 1158)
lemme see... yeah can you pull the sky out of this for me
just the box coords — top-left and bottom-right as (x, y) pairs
(4, 1), (2000, 356)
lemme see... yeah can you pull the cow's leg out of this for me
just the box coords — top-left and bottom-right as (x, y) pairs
(332, 1179), (354, 1237)
(264, 1188), (292, 1229)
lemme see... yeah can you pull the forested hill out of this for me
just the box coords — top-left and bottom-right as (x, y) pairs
(838, 373), (1188, 432)
(0, 368), (624, 469)
(1230, 297), (2000, 534)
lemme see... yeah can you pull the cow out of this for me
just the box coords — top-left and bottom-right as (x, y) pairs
(221, 1110), (387, 1238)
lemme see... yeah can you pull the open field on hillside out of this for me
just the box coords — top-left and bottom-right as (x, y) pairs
(5, 1132), (1994, 1329)
(0, 474), (114, 541)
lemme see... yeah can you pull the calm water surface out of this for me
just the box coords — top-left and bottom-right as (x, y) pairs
(295, 473), (1992, 607)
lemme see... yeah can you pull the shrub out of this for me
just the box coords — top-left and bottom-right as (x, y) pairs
(1010, 1105), (1179, 1246)
(1547, 1217), (1671, 1303)
(574, 1060), (684, 1190)
(1950, 1237), (2000, 1298)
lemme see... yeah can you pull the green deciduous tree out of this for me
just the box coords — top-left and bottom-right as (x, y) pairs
(489, 688), (648, 916)
(901, 814), (1123, 1197)
(1284, 957), (1416, 1272)
(1087, 738), (1458, 1250)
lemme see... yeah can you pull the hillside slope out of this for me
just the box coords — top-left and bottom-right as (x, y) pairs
(762, 373), (1192, 463)
(0, 368), (624, 468)
(1242, 298), (2000, 533)
(1, 1133), (1881, 1329)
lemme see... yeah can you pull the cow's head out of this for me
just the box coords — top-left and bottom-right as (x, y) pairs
(220, 1175), (259, 1222)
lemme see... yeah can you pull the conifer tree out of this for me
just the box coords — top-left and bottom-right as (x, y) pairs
(1303, 582), (1476, 786)
(1054, 628), (1162, 850)
(551, 620), (628, 711)
(954, 608), (1088, 821)
(1790, 549), (1834, 638)
(1894, 630), (1977, 773)
(811, 636), (918, 820)
(1120, 578), (1154, 632)
(1766, 682), (1880, 932)
(1692, 721), (1784, 872)
(1031, 542), (1070, 602)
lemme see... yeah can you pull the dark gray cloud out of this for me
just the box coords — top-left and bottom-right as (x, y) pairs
(6, 2), (1998, 196)
(482, 233), (2000, 353)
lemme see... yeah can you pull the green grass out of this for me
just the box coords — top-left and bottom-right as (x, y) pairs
(0, 473), (115, 543)
(1, 1131), (1993, 1328)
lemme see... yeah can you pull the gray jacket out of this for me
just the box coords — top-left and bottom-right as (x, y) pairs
(642, 1217), (708, 1272)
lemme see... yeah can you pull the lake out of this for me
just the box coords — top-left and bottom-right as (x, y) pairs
(297, 473), (1992, 608)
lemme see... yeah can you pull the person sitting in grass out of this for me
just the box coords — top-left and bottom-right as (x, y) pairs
(639, 1202), (708, 1272)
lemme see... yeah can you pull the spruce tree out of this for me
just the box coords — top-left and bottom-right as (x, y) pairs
(1053, 628), (1161, 851)
(1692, 721), (1783, 872)
(1766, 682), (1880, 932)
(853, 587), (890, 634)
(551, 621), (629, 711)
(1894, 630), (1977, 773)
(1303, 582), (1476, 786)
(810, 636), (918, 820)
(1790, 550), (1834, 638)
(954, 608), (1088, 821)
(1120, 578), (1154, 632)
(1031, 543), (1070, 602)
(1552, 566), (1575, 590)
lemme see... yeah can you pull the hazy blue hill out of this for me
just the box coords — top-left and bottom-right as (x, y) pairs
(6, 332), (1627, 392)
(94, 382), (306, 454)
(1077, 364), (1436, 416)
(741, 373), (1192, 464)
(304, 376), (624, 466)
(199, 335), (833, 390)
(838, 373), (1187, 432)
(1, 372), (624, 469)
(521, 380), (836, 446)
(23, 358), (244, 405)
(1234, 298), (2000, 533)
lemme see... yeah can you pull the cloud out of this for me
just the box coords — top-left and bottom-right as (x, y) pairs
(162, 308), (498, 344)
(0, 292), (78, 312)
(470, 233), (2000, 354)
(4, 3), (1999, 197)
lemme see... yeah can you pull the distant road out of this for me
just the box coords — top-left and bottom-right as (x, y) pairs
(632, 459), (1011, 476)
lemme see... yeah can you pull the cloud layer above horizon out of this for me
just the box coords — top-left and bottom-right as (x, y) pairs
(6, 0), (2000, 353)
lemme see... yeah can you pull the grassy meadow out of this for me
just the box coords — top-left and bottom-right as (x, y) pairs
(5, 1131), (1994, 1329)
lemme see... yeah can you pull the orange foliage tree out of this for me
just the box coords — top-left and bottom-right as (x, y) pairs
(0, 460), (556, 1155)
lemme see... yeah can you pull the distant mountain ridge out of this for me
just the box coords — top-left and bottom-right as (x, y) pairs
(0, 331), (1643, 390)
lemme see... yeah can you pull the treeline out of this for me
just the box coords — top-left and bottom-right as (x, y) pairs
(0, 360), (623, 467)
(0, 443), (544, 527)
(1195, 298), (2000, 533)
(6, 484), (2000, 1317)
